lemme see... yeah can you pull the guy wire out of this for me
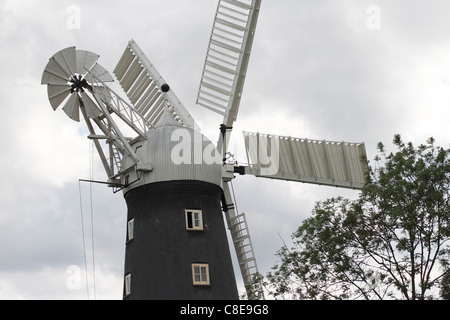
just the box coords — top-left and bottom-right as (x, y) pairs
(78, 180), (90, 300)
(89, 140), (97, 300)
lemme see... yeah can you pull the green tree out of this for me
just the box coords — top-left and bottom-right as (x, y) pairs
(256, 135), (450, 300)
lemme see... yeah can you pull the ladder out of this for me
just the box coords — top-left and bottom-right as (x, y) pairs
(223, 182), (263, 299)
(229, 213), (259, 287)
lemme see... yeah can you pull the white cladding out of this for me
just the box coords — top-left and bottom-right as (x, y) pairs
(121, 114), (222, 193)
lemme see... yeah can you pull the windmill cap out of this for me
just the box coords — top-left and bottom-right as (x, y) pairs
(121, 123), (223, 193)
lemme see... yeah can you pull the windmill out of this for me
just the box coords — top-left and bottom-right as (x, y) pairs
(41, 0), (367, 300)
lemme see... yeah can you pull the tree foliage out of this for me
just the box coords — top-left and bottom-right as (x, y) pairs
(254, 135), (450, 299)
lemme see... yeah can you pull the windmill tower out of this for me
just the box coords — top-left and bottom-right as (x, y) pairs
(41, 0), (367, 300)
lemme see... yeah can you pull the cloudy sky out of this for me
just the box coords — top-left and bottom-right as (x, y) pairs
(1, 0), (450, 299)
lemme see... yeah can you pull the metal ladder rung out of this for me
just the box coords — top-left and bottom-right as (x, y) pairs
(207, 49), (240, 68)
(239, 257), (256, 267)
(217, 11), (248, 25)
(201, 75), (233, 91)
(204, 67), (235, 83)
(209, 38), (243, 56)
(230, 221), (248, 231)
(238, 254), (255, 264)
(201, 81), (233, 96)
(221, 0), (252, 10)
(233, 234), (250, 244)
(212, 33), (243, 49)
(215, 17), (248, 33)
(196, 101), (226, 116)
(197, 95), (228, 111)
(206, 59), (238, 75)
(230, 213), (246, 222)
(197, 87), (230, 104)
(231, 225), (249, 235)
(208, 47), (240, 62)
(237, 249), (253, 259)
(213, 25), (244, 40)
(219, 4), (250, 19)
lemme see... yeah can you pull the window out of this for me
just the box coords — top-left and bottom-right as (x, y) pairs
(185, 210), (203, 231)
(192, 264), (210, 286)
(127, 218), (134, 241)
(124, 273), (131, 296)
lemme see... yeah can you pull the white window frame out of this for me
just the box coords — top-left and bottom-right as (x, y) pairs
(185, 209), (204, 231)
(127, 218), (134, 241)
(192, 264), (210, 286)
(124, 273), (131, 296)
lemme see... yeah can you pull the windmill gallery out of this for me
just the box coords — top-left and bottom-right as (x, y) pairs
(41, 0), (368, 299)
